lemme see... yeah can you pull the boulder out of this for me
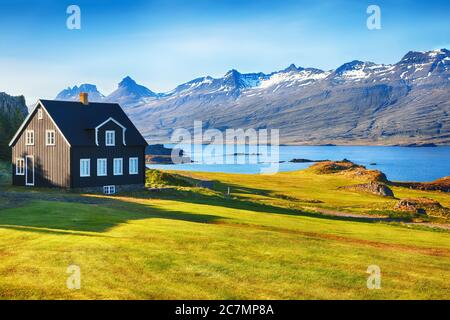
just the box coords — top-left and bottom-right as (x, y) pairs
(394, 198), (449, 217)
(340, 181), (394, 197)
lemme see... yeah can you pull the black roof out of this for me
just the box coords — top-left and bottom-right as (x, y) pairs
(36, 100), (147, 147)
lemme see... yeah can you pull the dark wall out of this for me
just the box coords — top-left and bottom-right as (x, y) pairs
(71, 122), (145, 188)
(11, 104), (71, 187)
(71, 146), (145, 188)
(97, 121), (125, 147)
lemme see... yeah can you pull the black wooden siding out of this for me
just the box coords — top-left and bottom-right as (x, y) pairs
(70, 121), (145, 188)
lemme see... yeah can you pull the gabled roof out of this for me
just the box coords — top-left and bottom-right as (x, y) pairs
(9, 99), (148, 147)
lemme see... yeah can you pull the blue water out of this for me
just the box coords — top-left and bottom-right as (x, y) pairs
(147, 145), (450, 182)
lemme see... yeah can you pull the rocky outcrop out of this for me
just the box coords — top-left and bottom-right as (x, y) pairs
(309, 160), (388, 182)
(145, 144), (191, 164)
(340, 181), (394, 197)
(394, 198), (450, 217)
(391, 177), (450, 192)
(289, 158), (329, 163)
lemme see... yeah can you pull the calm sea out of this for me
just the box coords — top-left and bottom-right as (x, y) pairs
(146, 145), (450, 182)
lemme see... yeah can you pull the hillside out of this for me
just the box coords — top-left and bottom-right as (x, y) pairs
(0, 93), (28, 159)
(56, 49), (450, 145)
(0, 164), (449, 299)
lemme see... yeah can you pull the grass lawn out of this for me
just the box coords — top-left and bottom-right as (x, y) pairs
(0, 163), (449, 299)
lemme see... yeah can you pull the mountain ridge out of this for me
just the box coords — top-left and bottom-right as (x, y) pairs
(54, 48), (450, 145)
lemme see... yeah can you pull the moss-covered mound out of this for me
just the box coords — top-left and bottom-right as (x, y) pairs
(308, 160), (387, 182)
(145, 169), (194, 188)
(394, 198), (450, 218)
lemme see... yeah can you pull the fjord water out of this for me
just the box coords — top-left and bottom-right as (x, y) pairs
(147, 145), (450, 182)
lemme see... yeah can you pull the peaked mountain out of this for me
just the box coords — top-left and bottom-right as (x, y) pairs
(126, 49), (450, 145)
(104, 76), (158, 106)
(54, 49), (450, 145)
(0, 92), (28, 159)
(55, 84), (105, 102)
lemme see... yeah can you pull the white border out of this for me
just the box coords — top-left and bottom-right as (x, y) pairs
(45, 130), (56, 146)
(80, 158), (91, 177)
(113, 158), (123, 176)
(105, 130), (116, 146)
(25, 155), (34, 186)
(25, 130), (34, 146)
(95, 117), (127, 146)
(97, 158), (107, 176)
(16, 158), (25, 176)
(129, 157), (138, 175)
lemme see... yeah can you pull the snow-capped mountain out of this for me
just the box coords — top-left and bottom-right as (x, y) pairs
(55, 84), (105, 102)
(104, 76), (158, 106)
(55, 77), (157, 106)
(55, 49), (450, 145)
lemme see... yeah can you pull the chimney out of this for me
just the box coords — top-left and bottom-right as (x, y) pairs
(80, 92), (89, 105)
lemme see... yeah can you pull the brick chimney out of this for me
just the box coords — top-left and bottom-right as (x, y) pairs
(80, 92), (89, 105)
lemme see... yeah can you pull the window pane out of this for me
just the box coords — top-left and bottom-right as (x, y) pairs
(114, 158), (122, 175)
(129, 158), (138, 174)
(80, 159), (90, 177)
(106, 131), (115, 146)
(97, 159), (107, 176)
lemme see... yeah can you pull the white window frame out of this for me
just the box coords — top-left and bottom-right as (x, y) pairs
(38, 109), (43, 120)
(105, 130), (116, 146)
(46, 130), (55, 146)
(129, 157), (139, 175)
(25, 130), (34, 146)
(80, 159), (91, 177)
(16, 158), (25, 175)
(113, 158), (123, 176)
(97, 158), (107, 177)
(103, 185), (116, 195)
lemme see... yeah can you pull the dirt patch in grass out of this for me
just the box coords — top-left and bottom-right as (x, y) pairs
(215, 221), (450, 258)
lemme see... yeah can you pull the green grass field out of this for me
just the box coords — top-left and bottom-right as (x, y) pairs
(0, 162), (449, 299)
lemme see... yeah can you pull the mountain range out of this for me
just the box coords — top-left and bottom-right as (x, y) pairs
(55, 49), (450, 145)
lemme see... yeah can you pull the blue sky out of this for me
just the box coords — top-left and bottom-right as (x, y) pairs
(0, 0), (449, 103)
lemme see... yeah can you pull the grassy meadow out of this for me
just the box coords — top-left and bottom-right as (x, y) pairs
(0, 161), (449, 299)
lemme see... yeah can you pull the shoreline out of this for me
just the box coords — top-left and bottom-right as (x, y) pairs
(147, 142), (450, 147)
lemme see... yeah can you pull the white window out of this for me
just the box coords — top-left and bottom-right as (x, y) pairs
(46, 130), (55, 146)
(105, 130), (115, 146)
(25, 130), (34, 146)
(16, 158), (25, 175)
(113, 158), (123, 175)
(38, 109), (43, 120)
(97, 158), (107, 176)
(103, 185), (116, 195)
(80, 159), (90, 177)
(129, 157), (138, 175)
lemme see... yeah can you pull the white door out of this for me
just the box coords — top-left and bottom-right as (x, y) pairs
(25, 155), (34, 186)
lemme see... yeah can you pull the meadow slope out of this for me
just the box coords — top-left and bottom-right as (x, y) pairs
(0, 163), (449, 299)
